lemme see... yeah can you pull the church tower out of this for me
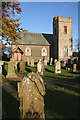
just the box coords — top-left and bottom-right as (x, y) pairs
(53, 15), (72, 61)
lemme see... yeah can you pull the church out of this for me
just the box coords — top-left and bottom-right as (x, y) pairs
(12, 15), (72, 63)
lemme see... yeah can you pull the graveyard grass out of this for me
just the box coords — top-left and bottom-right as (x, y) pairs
(2, 62), (80, 119)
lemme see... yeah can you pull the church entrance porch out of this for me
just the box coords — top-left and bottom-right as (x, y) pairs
(13, 47), (24, 61)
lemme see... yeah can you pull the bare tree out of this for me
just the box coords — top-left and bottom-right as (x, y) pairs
(74, 38), (80, 52)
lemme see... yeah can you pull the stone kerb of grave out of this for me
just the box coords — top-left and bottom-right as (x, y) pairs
(55, 61), (61, 74)
(6, 58), (17, 78)
(17, 72), (45, 119)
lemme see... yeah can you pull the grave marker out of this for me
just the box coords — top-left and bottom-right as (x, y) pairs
(17, 72), (45, 119)
(50, 58), (53, 65)
(20, 61), (26, 73)
(73, 64), (77, 72)
(31, 59), (34, 67)
(55, 61), (61, 74)
(6, 58), (17, 78)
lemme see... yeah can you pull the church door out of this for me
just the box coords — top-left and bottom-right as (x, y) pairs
(14, 53), (18, 61)
(14, 53), (22, 61)
(18, 53), (22, 61)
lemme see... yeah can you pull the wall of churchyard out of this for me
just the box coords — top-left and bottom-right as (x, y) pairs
(58, 16), (72, 61)
(13, 45), (50, 62)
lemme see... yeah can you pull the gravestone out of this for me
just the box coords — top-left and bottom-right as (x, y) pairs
(73, 64), (77, 72)
(54, 59), (57, 65)
(55, 61), (61, 74)
(17, 72), (45, 119)
(0, 61), (4, 74)
(6, 58), (17, 78)
(37, 59), (43, 75)
(44, 59), (47, 66)
(27, 60), (30, 66)
(20, 61), (26, 73)
(50, 58), (53, 65)
(31, 59), (34, 67)
(14, 61), (18, 70)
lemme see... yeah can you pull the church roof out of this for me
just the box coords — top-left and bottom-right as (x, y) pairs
(42, 34), (53, 45)
(16, 32), (50, 46)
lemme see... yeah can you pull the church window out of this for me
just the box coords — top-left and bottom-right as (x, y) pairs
(64, 26), (67, 34)
(64, 47), (68, 56)
(42, 47), (47, 56)
(25, 47), (31, 56)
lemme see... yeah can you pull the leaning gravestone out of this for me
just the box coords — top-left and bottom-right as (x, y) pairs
(73, 64), (77, 72)
(50, 58), (53, 65)
(37, 59), (43, 75)
(20, 61), (26, 73)
(31, 59), (34, 67)
(55, 61), (61, 74)
(6, 58), (17, 78)
(17, 72), (45, 119)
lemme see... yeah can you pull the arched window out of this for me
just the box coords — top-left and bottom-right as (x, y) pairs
(64, 47), (68, 56)
(25, 47), (31, 56)
(42, 47), (47, 56)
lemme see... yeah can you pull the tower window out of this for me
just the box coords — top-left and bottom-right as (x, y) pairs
(64, 26), (67, 34)
(64, 47), (68, 56)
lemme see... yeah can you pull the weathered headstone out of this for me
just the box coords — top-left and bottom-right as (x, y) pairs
(44, 59), (47, 66)
(0, 61), (4, 74)
(17, 72), (45, 119)
(27, 60), (30, 66)
(50, 58), (53, 65)
(20, 61), (26, 73)
(55, 61), (61, 74)
(37, 59), (43, 75)
(6, 58), (17, 78)
(54, 59), (57, 65)
(73, 64), (77, 72)
(31, 59), (34, 67)
(14, 61), (18, 70)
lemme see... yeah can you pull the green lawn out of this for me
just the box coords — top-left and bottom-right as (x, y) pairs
(2, 62), (80, 119)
